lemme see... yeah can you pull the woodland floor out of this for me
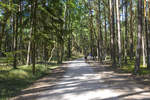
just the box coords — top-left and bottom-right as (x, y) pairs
(11, 58), (150, 100)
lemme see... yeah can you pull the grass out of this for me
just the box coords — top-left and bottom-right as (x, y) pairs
(0, 54), (83, 100)
(120, 60), (150, 75)
(0, 57), (7, 63)
(0, 57), (9, 66)
(0, 63), (58, 100)
(0, 54), (82, 100)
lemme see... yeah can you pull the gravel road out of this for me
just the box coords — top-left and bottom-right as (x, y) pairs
(13, 58), (150, 100)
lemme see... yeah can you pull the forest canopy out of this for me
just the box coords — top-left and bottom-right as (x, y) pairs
(0, 0), (150, 77)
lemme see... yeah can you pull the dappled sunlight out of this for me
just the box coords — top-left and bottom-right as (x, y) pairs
(12, 59), (150, 100)
(67, 58), (85, 64)
(1, 0), (150, 99)
(60, 89), (121, 100)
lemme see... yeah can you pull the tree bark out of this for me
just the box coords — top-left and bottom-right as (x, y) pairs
(109, 0), (116, 66)
(31, 0), (38, 74)
(104, 7), (108, 56)
(130, 0), (134, 60)
(142, 0), (146, 67)
(116, 0), (121, 67)
(124, 0), (128, 64)
(26, 1), (33, 65)
(67, 9), (71, 58)
(96, 0), (103, 61)
(134, 0), (142, 73)
(19, 0), (25, 64)
(13, 13), (19, 69)
(147, 0), (150, 69)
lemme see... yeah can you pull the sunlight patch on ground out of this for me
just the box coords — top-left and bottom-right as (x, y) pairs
(12, 58), (150, 100)
(134, 88), (144, 92)
(61, 89), (122, 100)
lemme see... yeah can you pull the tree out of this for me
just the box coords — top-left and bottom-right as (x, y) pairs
(109, 0), (116, 66)
(116, 0), (121, 66)
(95, 0), (103, 61)
(129, 0), (134, 60)
(134, 0), (143, 73)
(147, 0), (150, 69)
(124, 0), (128, 64)
(1, 0), (150, 75)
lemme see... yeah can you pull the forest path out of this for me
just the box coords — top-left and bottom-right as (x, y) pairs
(13, 58), (150, 100)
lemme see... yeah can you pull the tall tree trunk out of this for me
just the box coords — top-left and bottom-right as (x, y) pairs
(104, 7), (108, 55)
(134, 0), (142, 73)
(142, 36), (146, 66)
(90, 16), (94, 59)
(13, 13), (19, 69)
(0, 14), (10, 53)
(26, 2), (33, 65)
(19, 0), (25, 64)
(31, 0), (37, 74)
(60, 23), (65, 63)
(88, 0), (94, 59)
(142, 0), (146, 67)
(0, 24), (5, 53)
(147, 0), (150, 69)
(109, 0), (113, 61)
(109, 0), (116, 66)
(26, 30), (31, 65)
(68, 36), (71, 58)
(122, 0), (125, 59)
(130, 0), (134, 60)
(145, 0), (149, 68)
(116, 0), (121, 67)
(67, 9), (71, 58)
(97, 0), (103, 61)
(124, 0), (128, 64)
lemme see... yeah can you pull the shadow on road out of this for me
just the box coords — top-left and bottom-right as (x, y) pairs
(12, 59), (150, 100)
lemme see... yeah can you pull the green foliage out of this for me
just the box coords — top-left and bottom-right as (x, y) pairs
(121, 60), (150, 75)
(4, 52), (13, 66)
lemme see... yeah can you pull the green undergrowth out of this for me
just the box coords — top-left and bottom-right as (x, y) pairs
(64, 54), (84, 61)
(0, 63), (58, 100)
(70, 55), (84, 60)
(47, 54), (84, 63)
(120, 60), (150, 75)
(0, 55), (82, 100)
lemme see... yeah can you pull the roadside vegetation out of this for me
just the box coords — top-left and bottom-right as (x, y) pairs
(121, 61), (150, 75)
(0, 63), (58, 100)
(0, 53), (83, 100)
(0, 0), (150, 99)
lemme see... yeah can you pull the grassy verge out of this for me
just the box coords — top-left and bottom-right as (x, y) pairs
(0, 54), (83, 100)
(0, 63), (58, 100)
(120, 60), (150, 75)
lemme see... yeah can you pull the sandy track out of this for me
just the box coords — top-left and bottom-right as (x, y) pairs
(12, 58), (150, 100)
